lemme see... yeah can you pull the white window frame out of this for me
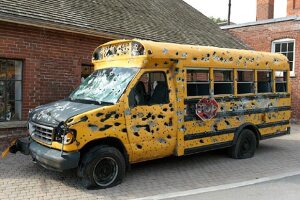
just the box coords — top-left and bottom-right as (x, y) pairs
(271, 38), (295, 77)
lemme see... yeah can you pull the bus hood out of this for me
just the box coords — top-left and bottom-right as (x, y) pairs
(29, 100), (101, 126)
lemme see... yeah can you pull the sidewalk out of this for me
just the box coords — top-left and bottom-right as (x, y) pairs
(0, 124), (300, 200)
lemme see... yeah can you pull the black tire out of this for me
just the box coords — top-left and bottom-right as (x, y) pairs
(79, 145), (126, 189)
(229, 129), (257, 159)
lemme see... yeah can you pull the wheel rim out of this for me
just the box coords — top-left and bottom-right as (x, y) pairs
(240, 137), (252, 156)
(93, 157), (118, 187)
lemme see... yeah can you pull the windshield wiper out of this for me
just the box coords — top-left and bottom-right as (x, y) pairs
(98, 101), (114, 105)
(68, 98), (101, 105)
(67, 98), (114, 105)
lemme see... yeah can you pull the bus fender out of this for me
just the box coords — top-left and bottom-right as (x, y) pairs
(233, 123), (261, 146)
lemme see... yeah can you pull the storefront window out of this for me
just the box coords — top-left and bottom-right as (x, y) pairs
(0, 59), (22, 121)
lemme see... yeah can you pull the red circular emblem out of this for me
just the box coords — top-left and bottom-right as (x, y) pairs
(195, 98), (219, 121)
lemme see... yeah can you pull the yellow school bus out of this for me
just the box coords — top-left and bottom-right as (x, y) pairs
(5, 39), (291, 189)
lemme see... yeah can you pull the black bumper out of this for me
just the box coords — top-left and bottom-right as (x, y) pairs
(12, 137), (80, 171)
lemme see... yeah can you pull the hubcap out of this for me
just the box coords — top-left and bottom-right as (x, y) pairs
(241, 138), (251, 155)
(93, 157), (118, 187)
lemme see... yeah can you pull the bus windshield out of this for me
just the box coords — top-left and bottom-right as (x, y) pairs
(70, 67), (138, 104)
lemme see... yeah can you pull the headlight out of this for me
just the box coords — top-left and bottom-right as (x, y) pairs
(63, 132), (74, 145)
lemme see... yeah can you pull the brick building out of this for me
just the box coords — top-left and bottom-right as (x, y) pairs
(0, 0), (245, 140)
(222, 0), (300, 122)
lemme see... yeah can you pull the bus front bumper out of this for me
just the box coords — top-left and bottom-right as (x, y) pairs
(10, 137), (80, 172)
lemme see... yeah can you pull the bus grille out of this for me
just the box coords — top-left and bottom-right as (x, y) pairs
(30, 122), (54, 144)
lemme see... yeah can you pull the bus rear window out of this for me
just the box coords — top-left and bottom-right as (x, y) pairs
(257, 71), (272, 93)
(275, 71), (287, 92)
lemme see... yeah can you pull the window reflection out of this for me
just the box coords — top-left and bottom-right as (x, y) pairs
(0, 59), (22, 121)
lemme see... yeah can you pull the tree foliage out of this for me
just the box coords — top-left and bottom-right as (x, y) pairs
(209, 16), (227, 23)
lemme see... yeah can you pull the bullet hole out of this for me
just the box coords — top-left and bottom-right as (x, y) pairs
(164, 61), (169, 65)
(207, 53), (210, 57)
(152, 115), (156, 120)
(170, 108), (174, 111)
(175, 68), (179, 73)
(220, 57), (224, 61)
(193, 57), (197, 61)
(136, 144), (142, 149)
(155, 63), (158, 67)
(163, 108), (168, 112)
(220, 106), (224, 111)
(115, 114), (120, 119)
(169, 103), (173, 108)
(101, 111), (117, 122)
(239, 56), (242, 60)
(158, 115), (164, 119)
(213, 124), (218, 131)
(200, 139), (204, 143)
(156, 128), (159, 131)
(80, 116), (88, 122)
(134, 132), (140, 137)
(151, 130), (154, 134)
(136, 125), (151, 132)
(266, 61), (269, 66)
(114, 122), (121, 126)
(146, 112), (152, 118)
(122, 128), (127, 133)
(176, 52), (179, 55)
(158, 138), (167, 144)
(225, 120), (230, 125)
(88, 124), (98, 131)
(167, 135), (171, 139)
(132, 115), (137, 119)
(167, 70), (170, 74)
(229, 57), (233, 61)
(148, 50), (152, 55)
(99, 125), (113, 131)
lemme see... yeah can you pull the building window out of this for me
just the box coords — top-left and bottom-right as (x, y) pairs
(272, 38), (295, 76)
(0, 59), (22, 121)
(81, 64), (94, 82)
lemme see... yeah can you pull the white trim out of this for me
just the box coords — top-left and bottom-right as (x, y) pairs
(132, 170), (300, 200)
(271, 38), (296, 77)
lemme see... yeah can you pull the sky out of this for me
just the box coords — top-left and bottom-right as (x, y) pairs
(183, 0), (287, 24)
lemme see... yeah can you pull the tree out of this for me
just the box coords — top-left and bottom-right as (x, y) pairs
(209, 16), (227, 24)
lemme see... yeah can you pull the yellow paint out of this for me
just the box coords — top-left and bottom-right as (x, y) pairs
(30, 39), (291, 164)
(1, 139), (16, 159)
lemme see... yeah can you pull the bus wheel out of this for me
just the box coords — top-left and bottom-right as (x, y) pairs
(230, 129), (257, 159)
(80, 145), (126, 189)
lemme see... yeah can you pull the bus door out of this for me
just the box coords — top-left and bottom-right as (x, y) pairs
(125, 70), (177, 162)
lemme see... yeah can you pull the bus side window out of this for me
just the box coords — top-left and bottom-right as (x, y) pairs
(186, 69), (209, 96)
(129, 71), (169, 107)
(257, 71), (272, 93)
(275, 71), (287, 92)
(237, 70), (254, 94)
(214, 69), (233, 95)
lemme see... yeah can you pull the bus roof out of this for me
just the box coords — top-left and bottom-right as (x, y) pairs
(92, 39), (289, 70)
